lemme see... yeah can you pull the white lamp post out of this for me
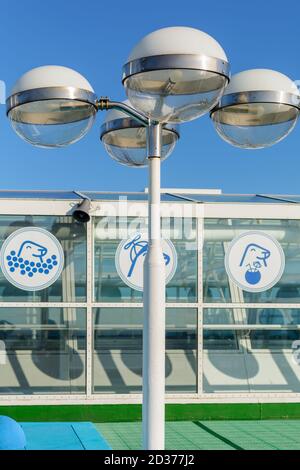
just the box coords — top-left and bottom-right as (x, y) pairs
(6, 26), (299, 451)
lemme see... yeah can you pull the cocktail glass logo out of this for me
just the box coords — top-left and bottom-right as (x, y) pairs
(124, 234), (171, 278)
(292, 340), (300, 366)
(0, 227), (64, 291)
(239, 243), (271, 285)
(115, 232), (177, 291)
(225, 231), (285, 293)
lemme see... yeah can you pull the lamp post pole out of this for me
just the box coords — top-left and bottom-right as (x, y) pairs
(143, 122), (165, 450)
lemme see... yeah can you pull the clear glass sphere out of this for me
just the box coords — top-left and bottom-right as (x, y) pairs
(102, 126), (177, 167)
(212, 102), (299, 149)
(8, 99), (96, 148)
(124, 69), (228, 123)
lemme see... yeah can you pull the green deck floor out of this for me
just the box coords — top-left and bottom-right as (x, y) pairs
(95, 420), (300, 450)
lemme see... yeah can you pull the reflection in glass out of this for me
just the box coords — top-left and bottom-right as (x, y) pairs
(0, 308), (86, 394)
(250, 330), (300, 349)
(93, 308), (197, 393)
(203, 330), (238, 350)
(204, 308), (235, 324)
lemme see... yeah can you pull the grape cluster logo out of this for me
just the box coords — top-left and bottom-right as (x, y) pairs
(224, 231), (285, 293)
(115, 232), (177, 291)
(0, 227), (64, 291)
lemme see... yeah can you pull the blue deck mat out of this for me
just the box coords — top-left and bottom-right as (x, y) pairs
(21, 422), (111, 450)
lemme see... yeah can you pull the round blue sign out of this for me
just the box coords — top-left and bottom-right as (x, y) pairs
(115, 232), (177, 291)
(0, 227), (64, 291)
(224, 231), (285, 293)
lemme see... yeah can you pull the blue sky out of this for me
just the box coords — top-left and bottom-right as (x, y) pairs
(1, 0), (300, 194)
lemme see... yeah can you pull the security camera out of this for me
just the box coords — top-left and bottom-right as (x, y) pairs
(73, 191), (91, 223)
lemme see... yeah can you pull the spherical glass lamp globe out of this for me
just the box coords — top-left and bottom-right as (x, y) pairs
(211, 69), (300, 149)
(7, 66), (97, 148)
(122, 26), (230, 123)
(100, 101), (179, 167)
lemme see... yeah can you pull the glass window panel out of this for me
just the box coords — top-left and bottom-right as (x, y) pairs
(93, 307), (197, 394)
(250, 330), (300, 349)
(0, 308), (86, 394)
(203, 308), (300, 393)
(85, 192), (183, 202)
(204, 218), (300, 303)
(203, 308), (300, 349)
(204, 308), (300, 326)
(247, 308), (300, 325)
(204, 308), (236, 324)
(203, 330), (239, 350)
(94, 217), (197, 302)
(0, 216), (86, 302)
(177, 194), (274, 203)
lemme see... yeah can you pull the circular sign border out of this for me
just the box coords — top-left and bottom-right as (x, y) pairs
(115, 233), (178, 292)
(0, 227), (65, 292)
(224, 230), (285, 293)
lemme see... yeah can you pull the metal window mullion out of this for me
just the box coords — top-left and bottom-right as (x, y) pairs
(203, 324), (300, 330)
(203, 303), (300, 309)
(197, 215), (204, 395)
(90, 302), (199, 308)
(86, 218), (93, 397)
(0, 302), (88, 307)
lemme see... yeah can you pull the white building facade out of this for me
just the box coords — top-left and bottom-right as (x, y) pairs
(0, 189), (299, 406)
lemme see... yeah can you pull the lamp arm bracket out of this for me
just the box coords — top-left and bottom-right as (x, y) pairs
(96, 97), (158, 127)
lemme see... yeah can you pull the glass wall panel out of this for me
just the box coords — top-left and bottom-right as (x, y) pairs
(204, 219), (300, 303)
(0, 216), (86, 302)
(0, 308), (86, 394)
(94, 217), (197, 302)
(93, 308), (197, 393)
(203, 330), (239, 350)
(203, 308), (300, 393)
(204, 307), (300, 327)
(204, 308), (235, 324)
(250, 330), (300, 349)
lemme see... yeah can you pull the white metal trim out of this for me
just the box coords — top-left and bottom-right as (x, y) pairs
(86, 219), (93, 397)
(0, 393), (300, 406)
(197, 216), (203, 395)
(203, 303), (300, 308)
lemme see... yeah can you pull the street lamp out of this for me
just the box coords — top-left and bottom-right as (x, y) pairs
(211, 68), (299, 148)
(6, 26), (299, 451)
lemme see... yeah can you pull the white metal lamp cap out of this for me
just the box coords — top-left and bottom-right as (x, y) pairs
(10, 65), (94, 95)
(127, 26), (228, 62)
(223, 69), (298, 95)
